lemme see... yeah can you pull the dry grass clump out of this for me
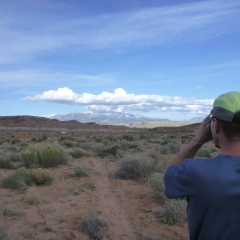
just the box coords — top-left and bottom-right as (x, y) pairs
(69, 183), (95, 195)
(21, 141), (70, 168)
(159, 142), (181, 155)
(116, 155), (162, 180)
(0, 223), (12, 240)
(73, 164), (90, 177)
(196, 146), (218, 158)
(148, 173), (166, 203)
(3, 208), (25, 217)
(79, 213), (107, 239)
(69, 148), (91, 159)
(25, 186), (42, 205)
(0, 170), (7, 187)
(159, 199), (187, 225)
(0, 159), (13, 169)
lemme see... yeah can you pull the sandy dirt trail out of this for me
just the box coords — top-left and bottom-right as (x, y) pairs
(1, 156), (189, 240)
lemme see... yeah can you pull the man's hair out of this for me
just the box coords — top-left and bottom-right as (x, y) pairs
(219, 112), (240, 141)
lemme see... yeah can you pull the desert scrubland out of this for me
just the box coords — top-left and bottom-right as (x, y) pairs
(0, 125), (219, 240)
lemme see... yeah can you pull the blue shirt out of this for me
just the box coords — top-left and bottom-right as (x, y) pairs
(164, 155), (240, 240)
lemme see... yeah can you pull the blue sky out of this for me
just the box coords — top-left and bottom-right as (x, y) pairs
(1, 0), (240, 121)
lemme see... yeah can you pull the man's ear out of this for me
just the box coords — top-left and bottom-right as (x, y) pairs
(214, 118), (221, 133)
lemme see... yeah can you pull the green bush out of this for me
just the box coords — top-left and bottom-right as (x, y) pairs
(96, 145), (119, 158)
(159, 199), (187, 225)
(2, 168), (54, 190)
(21, 141), (70, 168)
(33, 168), (54, 185)
(122, 135), (134, 141)
(0, 159), (13, 169)
(70, 149), (90, 159)
(2, 171), (36, 190)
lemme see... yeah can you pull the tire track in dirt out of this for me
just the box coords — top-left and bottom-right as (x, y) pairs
(90, 157), (137, 240)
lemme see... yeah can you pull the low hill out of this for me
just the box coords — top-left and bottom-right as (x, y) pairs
(0, 116), (131, 131)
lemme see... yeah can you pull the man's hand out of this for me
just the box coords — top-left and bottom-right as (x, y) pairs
(164, 117), (213, 173)
(194, 117), (213, 145)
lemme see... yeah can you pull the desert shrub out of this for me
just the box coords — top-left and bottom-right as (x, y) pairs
(159, 199), (187, 225)
(122, 135), (134, 141)
(102, 138), (110, 146)
(21, 141), (70, 168)
(11, 139), (21, 144)
(25, 186), (42, 205)
(80, 142), (103, 151)
(0, 143), (19, 153)
(0, 223), (12, 240)
(159, 146), (170, 155)
(159, 142), (181, 155)
(5, 152), (21, 162)
(73, 164), (90, 177)
(116, 156), (162, 180)
(159, 137), (173, 145)
(69, 183), (95, 195)
(116, 149), (129, 159)
(80, 214), (107, 239)
(168, 143), (181, 154)
(36, 134), (48, 142)
(96, 145), (119, 158)
(0, 199), (5, 215)
(70, 149), (90, 159)
(148, 173), (166, 203)
(2, 168), (54, 190)
(0, 159), (13, 169)
(33, 168), (54, 185)
(181, 134), (195, 143)
(149, 147), (167, 172)
(3, 208), (25, 217)
(196, 146), (218, 158)
(60, 139), (78, 148)
(2, 171), (35, 190)
(0, 170), (7, 187)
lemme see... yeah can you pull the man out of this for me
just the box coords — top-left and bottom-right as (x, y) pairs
(164, 91), (240, 240)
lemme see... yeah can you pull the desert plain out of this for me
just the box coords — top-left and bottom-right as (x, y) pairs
(0, 118), (219, 240)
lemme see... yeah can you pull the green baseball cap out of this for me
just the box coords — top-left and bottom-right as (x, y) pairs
(211, 91), (240, 125)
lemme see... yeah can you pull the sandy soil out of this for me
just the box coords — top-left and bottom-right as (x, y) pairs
(0, 156), (189, 240)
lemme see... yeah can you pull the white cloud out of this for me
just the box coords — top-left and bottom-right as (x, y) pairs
(23, 87), (214, 115)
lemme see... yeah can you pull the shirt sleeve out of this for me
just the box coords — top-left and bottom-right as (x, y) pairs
(164, 160), (192, 198)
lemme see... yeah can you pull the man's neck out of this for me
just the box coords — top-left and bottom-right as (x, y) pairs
(220, 141), (240, 156)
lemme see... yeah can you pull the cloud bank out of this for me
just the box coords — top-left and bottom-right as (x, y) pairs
(23, 87), (213, 115)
